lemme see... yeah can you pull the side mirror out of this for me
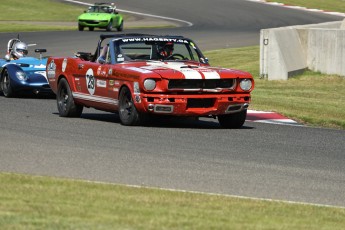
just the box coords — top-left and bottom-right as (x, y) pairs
(35, 49), (47, 53)
(35, 49), (47, 60)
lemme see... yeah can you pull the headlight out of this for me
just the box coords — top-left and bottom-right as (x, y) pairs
(143, 79), (156, 91)
(16, 71), (27, 81)
(239, 79), (252, 91)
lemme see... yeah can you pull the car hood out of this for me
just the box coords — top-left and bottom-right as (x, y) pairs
(121, 61), (251, 79)
(1, 57), (47, 71)
(78, 13), (110, 20)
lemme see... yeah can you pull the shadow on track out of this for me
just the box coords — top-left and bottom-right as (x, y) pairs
(52, 111), (254, 130)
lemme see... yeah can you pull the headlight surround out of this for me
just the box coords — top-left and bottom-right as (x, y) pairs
(16, 71), (27, 81)
(239, 79), (252, 91)
(143, 79), (156, 91)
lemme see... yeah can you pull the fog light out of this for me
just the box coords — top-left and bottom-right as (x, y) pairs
(148, 104), (154, 111)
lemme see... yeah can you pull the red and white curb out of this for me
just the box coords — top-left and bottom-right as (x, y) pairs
(247, 0), (345, 17)
(246, 110), (301, 126)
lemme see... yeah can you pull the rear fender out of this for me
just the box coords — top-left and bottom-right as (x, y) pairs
(48, 57), (77, 93)
(57, 75), (70, 91)
(57, 74), (79, 95)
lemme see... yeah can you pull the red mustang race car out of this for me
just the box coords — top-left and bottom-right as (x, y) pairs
(47, 34), (254, 128)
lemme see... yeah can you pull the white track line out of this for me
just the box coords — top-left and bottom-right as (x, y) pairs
(60, 175), (345, 209)
(246, 0), (345, 17)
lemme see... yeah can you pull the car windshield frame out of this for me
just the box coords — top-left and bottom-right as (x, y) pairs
(87, 5), (112, 13)
(109, 37), (208, 64)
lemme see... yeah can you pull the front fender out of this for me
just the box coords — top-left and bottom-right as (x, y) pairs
(1, 64), (24, 85)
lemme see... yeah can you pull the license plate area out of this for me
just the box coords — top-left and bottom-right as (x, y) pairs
(187, 98), (215, 108)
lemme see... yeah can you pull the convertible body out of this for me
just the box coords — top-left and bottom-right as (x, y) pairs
(78, 3), (124, 31)
(47, 34), (254, 128)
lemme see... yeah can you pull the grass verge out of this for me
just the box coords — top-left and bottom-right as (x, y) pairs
(1, 173), (345, 229)
(1, 0), (85, 21)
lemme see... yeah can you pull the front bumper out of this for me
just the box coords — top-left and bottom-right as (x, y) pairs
(136, 93), (251, 116)
(78, 20), (108, 27)
(12, 76), (52, 95)
(13, 82), (52, 94)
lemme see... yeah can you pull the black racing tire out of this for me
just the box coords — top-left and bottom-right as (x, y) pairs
(89, 27), (94, 31)
(106, 20), (113, 31)
(118, 86), (147, 126)
(218, 110), (247, 129)
(117, 20), (123, 32)
(78, 24), (84, 31)
(1, 68), (15, 98)
(56, 78), (83, 117)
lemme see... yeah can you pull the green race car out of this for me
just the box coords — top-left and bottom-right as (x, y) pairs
(78, 3), (124, 32)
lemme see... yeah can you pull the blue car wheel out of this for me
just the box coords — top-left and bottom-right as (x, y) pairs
(1, 69), (15, 97)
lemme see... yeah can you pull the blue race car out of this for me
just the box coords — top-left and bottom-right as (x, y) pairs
(0, 38), (52, 97)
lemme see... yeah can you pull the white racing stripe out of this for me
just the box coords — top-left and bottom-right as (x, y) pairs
(145, 62), (220, 79)
(73, 92), (118, 105)
(202, 71), (220, 79)
(146, 62), (202, 79)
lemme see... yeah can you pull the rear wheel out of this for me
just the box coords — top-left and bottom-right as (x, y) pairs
(1, 69), (15, 98)
(57, 78), (83, 117)
(118, 87), (147, 126)
(218, 110), (247, 129)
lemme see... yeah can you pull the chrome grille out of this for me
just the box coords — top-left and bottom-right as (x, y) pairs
(168, 79), (235, 90)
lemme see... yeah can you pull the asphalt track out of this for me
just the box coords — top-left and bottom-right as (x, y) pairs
(1, 0), (345, 207)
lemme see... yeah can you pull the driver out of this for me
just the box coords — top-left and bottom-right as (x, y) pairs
(157, 42), (174, 59)
(5, 42), (28, 60)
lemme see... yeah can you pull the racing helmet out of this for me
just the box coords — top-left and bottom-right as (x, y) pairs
(13, 42), (28, 59)
(157, 42), (174, 58)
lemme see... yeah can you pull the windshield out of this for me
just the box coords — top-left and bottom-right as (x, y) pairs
(87, 6), (112, 13)
(113, 37), (207, 63)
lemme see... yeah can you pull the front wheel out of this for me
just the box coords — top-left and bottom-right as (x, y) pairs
(57, 78), (83, 117)
(1, 69), (15, 98)
(218, 110), (247, 129)
(106, 20), (113, 31)
(78, 24), (84, 31)
(117, 20), (123, 31)
(118, 87), (147, 126)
